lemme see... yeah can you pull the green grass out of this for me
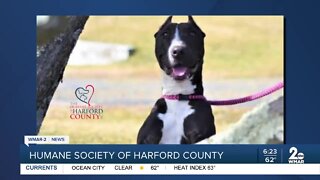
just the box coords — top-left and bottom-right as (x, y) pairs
(73, 16), (283, 79)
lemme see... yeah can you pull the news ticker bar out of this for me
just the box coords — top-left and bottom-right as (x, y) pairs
(20, 164), (320, 175)
(21, 145), (320, 164)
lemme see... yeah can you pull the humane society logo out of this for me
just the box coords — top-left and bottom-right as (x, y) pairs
(75, 85), (95, 106)
(69, 84), (103, 120)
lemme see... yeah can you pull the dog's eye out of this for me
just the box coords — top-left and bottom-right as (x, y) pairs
(189, 31), (196, 36)
(162, 32), (169, 37)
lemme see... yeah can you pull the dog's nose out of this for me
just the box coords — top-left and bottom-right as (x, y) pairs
(171, 46), (184, 57)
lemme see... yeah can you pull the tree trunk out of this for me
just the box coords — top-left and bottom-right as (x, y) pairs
(36, 16), (89, 134)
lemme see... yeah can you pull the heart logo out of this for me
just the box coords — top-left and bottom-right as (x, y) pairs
(75, 85), (95, 106)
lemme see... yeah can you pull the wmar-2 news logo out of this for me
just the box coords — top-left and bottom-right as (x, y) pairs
(288, 147), (304, 164)
(69, 84), (103, 120)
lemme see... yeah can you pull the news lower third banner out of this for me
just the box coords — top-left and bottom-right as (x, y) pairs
(20, 137), (320, 175)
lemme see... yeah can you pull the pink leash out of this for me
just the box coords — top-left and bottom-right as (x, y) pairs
(162, 81), (284, 106)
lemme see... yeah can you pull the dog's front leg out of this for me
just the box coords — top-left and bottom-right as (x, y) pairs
(137, 134), (161, 144)
(137, 112), (163, 144)
(183, 130), (204, 144)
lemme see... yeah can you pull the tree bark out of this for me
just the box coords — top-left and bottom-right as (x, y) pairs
(36, 16), (89, 134)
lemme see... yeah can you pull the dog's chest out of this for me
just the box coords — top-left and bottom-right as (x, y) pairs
(158, 99), (194, 144)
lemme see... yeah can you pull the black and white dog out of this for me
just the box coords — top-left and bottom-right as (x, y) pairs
(137, 16), (216, 144)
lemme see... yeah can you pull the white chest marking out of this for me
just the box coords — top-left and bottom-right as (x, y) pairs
(158, 99), (194, 144)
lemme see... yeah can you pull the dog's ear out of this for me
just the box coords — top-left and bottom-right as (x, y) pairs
(188, 16), (206, 37)
(163, 16), (173, 25)
(188, 15), (195, 23)
(154, 16), (172, 37)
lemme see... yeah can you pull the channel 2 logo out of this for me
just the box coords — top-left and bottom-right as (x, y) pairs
(288, 147), (304, 164)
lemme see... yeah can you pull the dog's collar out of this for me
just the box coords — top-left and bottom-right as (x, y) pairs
(162, 94), (206, 101)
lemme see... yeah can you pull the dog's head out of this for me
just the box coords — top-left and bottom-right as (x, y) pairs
(154, 16), (206, 81)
